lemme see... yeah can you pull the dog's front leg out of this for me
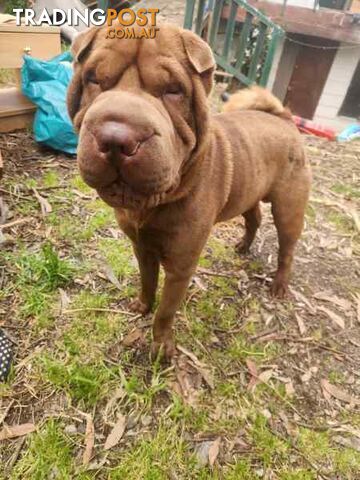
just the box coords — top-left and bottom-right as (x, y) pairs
(151, 266), (195, 360)
(130, 243), (160, 315)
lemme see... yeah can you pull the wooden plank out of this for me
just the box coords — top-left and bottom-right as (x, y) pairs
(0, 88), (35, 133)
(351, 0), (360, 12)
(0, 88), (35, 117)
(0, 29), (61, 68)
(0, 26), (60, 34)
(0, 112), (34, 133)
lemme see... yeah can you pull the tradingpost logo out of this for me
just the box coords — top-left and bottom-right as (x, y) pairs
(13, 8), (160, 39)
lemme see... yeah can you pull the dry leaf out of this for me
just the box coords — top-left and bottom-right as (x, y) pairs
(321, 379), (360, 406)
(83, 415), (94, 465)
(295, 313), (307, 335)
(258, 369), (273, 383)
(193, 276), (207, 291)
(122, 328), (143, 347)
(285, 380), (295, 397)
(103, 387), (126, 425)
(32, 188), (52, 216)
(333, 435), (360, 452)
(177, 345), (214, 389)
(72, 189), (93, 200)
(176, 368), (198, 406)
(208, 437), (221, 467)
(102, 263), (121, 290)
(104, 414), (126, 450)
(195, 441), (212, 466)
(334, 425), (360, 440)
(279, 410), (298, 437)
(301, 370), (312, 383)
(0, 423), (35, 440)
(318, 306), (345, 329)
(290, 288), (316, 314)
(351, 293), (360, 323)
(313, 291), (352, 311)
(59, 288), (70, 314)
(177, 345), (203, 366)
(246, 359), (258, 391)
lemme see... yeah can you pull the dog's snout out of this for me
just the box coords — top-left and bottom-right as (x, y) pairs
(96, 122), (141, 157)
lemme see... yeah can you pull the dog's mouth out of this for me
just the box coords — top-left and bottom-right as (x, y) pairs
(97, 175), (179, 210)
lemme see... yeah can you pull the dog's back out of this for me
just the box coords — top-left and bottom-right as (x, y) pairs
(212, 88), (308, 221)
(221, 85), (292, 120)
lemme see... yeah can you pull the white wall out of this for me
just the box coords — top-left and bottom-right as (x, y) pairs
(267, 36), (285, 92)
(263, 0), (316, 9)
(314, 45), (360, 130)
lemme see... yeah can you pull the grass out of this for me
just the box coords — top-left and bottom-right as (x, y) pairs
(39, 354), (117, 406)
(11, 420), (74, 480)
(326, 210), (356, 235)
(298, 429), (360, 477)
(331, 182), (360, 200)
(0, 242), (74, 329)
(1, 137), (359, 478)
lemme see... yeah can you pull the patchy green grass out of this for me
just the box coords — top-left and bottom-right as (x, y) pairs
(331, 182), (360, 200)
(39, 354), (117, 406)
(326, 210), (356, 235)
(299, 429), (360, 477)
(11, 420), (74, 479)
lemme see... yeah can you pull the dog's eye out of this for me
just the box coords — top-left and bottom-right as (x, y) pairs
(86, 71), (99, 85)
(163, 85), (183, 98)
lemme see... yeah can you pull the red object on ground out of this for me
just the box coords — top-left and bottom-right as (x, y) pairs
(292, 115), (336, 140)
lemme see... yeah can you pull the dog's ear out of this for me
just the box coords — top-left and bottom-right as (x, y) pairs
(67, 28), (98, 123)
(181, 30), (215, 96)
(71, 27), (98, 63)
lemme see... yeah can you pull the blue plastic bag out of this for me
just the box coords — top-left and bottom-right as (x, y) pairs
(337, 124), (360, 142)
(21, 51), (78, 154)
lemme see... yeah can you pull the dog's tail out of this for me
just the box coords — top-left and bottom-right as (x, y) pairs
(222, 86), (292, 120)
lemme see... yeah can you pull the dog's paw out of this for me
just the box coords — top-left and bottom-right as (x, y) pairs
(270, 279), (288, 298)
(151, 338), (176, 362)
(235, 239), (251, 255)
(129, 298), (151, 315)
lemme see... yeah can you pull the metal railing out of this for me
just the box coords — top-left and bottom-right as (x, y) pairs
(184, 0), (284, 87)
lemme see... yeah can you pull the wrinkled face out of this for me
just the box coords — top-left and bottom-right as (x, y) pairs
(67, 24), (215, 209)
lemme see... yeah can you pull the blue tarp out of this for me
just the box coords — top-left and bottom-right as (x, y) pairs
(21, 51), (78, 154)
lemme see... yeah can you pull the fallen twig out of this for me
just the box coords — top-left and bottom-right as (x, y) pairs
(63, 307), (141, 317)
(0, 400), (15, 427)
(0, 217), (32, 230)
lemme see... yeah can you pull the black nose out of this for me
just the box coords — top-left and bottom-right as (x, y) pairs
(221, 92), (230, 102)
(95, 122), (140, 157)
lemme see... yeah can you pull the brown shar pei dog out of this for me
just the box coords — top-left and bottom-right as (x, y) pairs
(67, 24), (311, 359)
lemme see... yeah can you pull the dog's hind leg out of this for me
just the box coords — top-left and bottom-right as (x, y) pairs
(236, 203), (262, 254)
(270, 175), (310, 297)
